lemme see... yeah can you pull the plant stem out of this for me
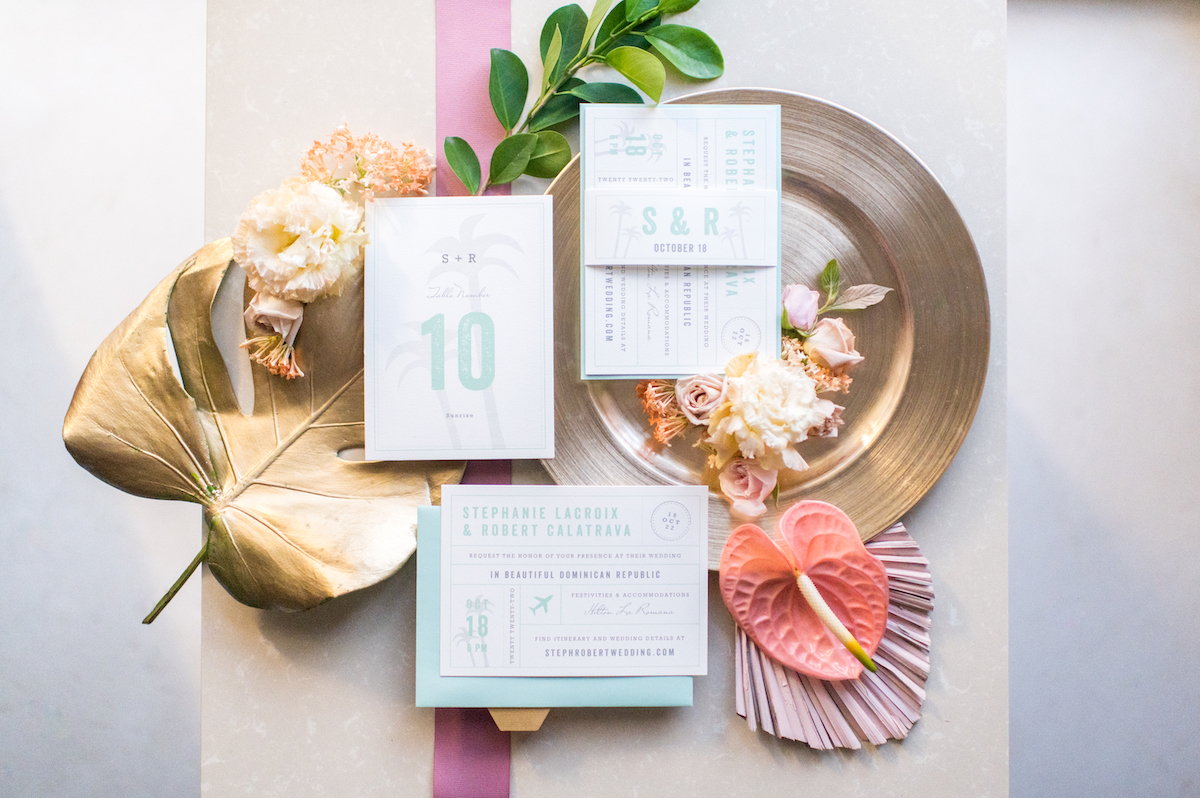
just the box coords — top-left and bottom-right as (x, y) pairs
(477, 7), (660, 194)
(795, 571), (877, 672)
(143, 538), (209, 624)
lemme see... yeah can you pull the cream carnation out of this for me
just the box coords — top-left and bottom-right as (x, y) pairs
(232, 179), (367, 303)
(705, 353), (838, 471)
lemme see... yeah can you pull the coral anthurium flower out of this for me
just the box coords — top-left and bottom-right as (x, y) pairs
(719, 500), (889, 680)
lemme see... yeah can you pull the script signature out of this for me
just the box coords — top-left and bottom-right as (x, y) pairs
(584, 602), (673, 617)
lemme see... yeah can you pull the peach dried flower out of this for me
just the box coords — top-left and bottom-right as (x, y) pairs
(301, 124), (433, 202)
(637, 379), (689, 445)
(782, 337), (853, 394)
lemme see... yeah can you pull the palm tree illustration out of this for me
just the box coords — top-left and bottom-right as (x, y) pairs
(609, 200), (632, 257)
(385, 322), (462, 449)
(425, 215), (522, 449)
(728, 201), (751, 259)
(622, 225), (641, 258)
(720, 226), (740, 258)
(453, 625), (477, 667)
(474, 595), (494, 667)
(593, 121), (636, 158)
(453, 596), (495, 668)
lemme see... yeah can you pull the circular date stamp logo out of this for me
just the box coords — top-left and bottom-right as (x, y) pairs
(650, 501), (691, 541)
(722, 316), (762, 355)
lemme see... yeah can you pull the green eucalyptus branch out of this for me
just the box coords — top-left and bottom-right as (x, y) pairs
(443, 0), (722, 196)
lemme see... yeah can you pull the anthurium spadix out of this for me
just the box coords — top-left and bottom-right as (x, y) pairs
(719, 501), (889, 680)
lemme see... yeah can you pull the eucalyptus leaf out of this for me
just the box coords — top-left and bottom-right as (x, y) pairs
(443, 136), (481, 195)
(540, 4), (587, 82)
(567, 82), (644, 104)
(525, 130), (573, 178)
(657, 0), (699, 12)
(625, 0), (658, 21)
(596, 1), (660, 52)
(819, 258), (841, 299)
(578, 0), (615, 58)
(488, 48), (529, 132)
(528, 77), (585, 131)
(825, 283), (894, 311)
(542, 25), (563, 92)
(489, 133), (539, 185)
(644, 24), (723, 78)
(605, 46), (665, 102)
(62, 240), (463, 617)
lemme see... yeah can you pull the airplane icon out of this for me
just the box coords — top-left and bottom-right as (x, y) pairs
(529, 595), (553, 615)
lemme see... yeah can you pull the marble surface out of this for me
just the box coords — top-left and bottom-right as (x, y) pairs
(201, 1), (1006, 796)
(1008, 3), (1200, 796)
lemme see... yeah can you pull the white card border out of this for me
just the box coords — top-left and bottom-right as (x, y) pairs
(364, 196), (555, 460)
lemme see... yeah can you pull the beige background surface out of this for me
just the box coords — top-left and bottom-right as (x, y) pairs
(1008, 2), (1200, 795)
(201, 1), (1006, 796)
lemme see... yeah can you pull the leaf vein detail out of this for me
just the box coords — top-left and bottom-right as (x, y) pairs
(101, 430), (208, 503)
(226, 503), (326, 568)
(117, 352), (213, 491)
(219, 368), (365, 505)
(198, 337), (241, 483)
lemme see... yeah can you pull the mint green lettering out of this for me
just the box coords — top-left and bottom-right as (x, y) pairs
(421, 313), (446, 390)
(424, 312), (496, 391)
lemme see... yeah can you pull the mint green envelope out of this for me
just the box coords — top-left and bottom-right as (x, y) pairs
(414, 506), (693, 707)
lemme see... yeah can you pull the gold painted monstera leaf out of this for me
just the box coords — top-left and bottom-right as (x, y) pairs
(63, 239), (464, 618)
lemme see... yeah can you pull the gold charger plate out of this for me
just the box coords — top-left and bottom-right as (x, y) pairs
(542, 88), (989, 568)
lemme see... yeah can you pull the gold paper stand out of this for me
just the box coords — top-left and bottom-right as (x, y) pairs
(488, 708), (550, 732)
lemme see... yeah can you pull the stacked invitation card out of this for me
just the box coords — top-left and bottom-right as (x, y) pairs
(580, 104), (783, 378)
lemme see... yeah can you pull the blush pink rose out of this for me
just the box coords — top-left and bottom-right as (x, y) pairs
(782, 285), (820, 332)
(244, 292), (304, 345)
(718, 459), (778, 518)
(803, 317), (864, 373)
(674, 373), (727, 425)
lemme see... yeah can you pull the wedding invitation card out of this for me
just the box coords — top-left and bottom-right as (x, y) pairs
(364, 197), (554, 460)
(579, 104), (782, 378)
(436, 484), (709, 678)
(414, 506), (694, 708)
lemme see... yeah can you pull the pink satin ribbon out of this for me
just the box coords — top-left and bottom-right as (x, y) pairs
(433, 2), (514, 795)
(435, 0), (512, 197)
(433, 707), (511, 798)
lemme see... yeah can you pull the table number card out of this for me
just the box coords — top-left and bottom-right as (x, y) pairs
(364, 197), (553, 460)
(580, 104), (782, 378)
(438, 484), (709, 678)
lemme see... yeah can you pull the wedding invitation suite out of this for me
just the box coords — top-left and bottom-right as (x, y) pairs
(579, 104), (782, 378)
(435, 484), (709, 678)
(364, 197), (553, 460)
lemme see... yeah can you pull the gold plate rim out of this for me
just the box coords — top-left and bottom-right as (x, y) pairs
(543, 88), (990, 568)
